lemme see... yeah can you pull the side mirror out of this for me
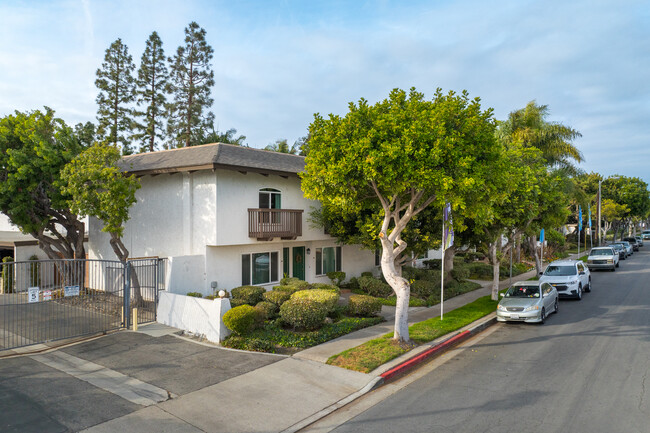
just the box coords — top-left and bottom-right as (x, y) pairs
(539, 271), (544, 276)
(499, 293), (505, 298)
(579, 271), (585, 275)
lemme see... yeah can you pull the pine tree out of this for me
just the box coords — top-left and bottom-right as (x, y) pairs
(95, 38), (136, 154)
(133, 32), (168, 153)
(167, 22), (215, 148)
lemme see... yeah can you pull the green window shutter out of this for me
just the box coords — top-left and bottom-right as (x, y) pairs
(323, 247), (336, 274)
(271, 252), (279, 282)
(283, 248), (289, 276)
(242, 254), (251, 285)
(336, 246), (342, 272)
(316, 248), (322, 275)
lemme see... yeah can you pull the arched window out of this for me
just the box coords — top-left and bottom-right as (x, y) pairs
(259, 188), (281, 209)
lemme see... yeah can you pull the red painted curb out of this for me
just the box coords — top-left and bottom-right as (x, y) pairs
(380, 330), (471, 382)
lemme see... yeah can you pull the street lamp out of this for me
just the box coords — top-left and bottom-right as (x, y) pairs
(597, 176), (619, 246)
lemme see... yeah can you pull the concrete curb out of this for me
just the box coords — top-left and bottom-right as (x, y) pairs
(378, 314), (498, 383)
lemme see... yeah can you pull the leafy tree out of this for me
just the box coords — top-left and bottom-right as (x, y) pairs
(200, 127), (247, 145)
(301, 88), (501, 343)
(60, 143), (144, 303)
(167, 21), (215, 148)
(73, 121), (97, 148)
(602, 175), (650, 238)
(265, 138), (298, 154)
(133, 31), (169, 153)
(0, 108), (85, 259)
(600, 198), (629, 240)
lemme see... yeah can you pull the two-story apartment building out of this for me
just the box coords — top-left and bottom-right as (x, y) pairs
(88, 143), (376, 296)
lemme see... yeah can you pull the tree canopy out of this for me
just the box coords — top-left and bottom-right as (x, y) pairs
(301, 87), (501, 342)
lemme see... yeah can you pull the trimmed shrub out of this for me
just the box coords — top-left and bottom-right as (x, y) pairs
(347, 294), (382, 317)
(272, 285), (305, 295)
(255, 301), (278, 320)
(280, 277), (304, 286)
(2, 256), (14, 294)
(450, 266), (470, 280)
(326, 271), (346, 286)
(357, 276), (393, 298)
(291, 289), (339, 311)
(223, 305), (258, 335)
(423, 259), (441, 270)
(263, 290), (291, 306)
(186, 292), (203, 298)
(310, 283), (341, 296)
(230, 285), (265, 305)
(410, 279), (439, 299)
(280, 298), (328, 330)
(360, 271), (374, 278)
(345, 277), (360, 291)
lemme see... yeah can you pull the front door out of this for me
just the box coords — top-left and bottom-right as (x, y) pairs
(292, 247), (305, 280)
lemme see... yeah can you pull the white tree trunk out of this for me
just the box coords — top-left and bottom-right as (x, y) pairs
(488, 241), (499, 300)
(380, 243), (411, 342)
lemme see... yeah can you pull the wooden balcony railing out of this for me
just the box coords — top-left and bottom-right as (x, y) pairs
(248, 208), (303, 240)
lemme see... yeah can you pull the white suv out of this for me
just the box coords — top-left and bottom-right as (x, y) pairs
(539, 260), (591, 300)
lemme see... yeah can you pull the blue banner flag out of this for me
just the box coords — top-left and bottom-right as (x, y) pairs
(540, 228), (545, 243)
(443, 203), (454, 250)
(588, 204), (592, 229)
(578, 205), (583, 231)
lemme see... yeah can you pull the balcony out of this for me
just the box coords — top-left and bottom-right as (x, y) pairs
(248, 208), (303, 240)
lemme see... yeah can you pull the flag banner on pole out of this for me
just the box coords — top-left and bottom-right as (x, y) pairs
(540, 228), (545, 244)
(588, 204), (592, 229)
(578, 205), (583, 231)
(443, 203), (454, 250)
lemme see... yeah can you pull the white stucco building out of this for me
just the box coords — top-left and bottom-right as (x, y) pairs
(88, 143), (377, 296)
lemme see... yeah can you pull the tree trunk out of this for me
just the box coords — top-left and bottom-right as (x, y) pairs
(488, 241), (499, 300)
(379, 240), (411, 343)
(109, 234), (144, 306)
(528, 236), (542, 276)
(515, 233), (521, 263)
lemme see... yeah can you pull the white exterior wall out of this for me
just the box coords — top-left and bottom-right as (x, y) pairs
(206, 241), (375, 292)
(89, 172), (217, 261)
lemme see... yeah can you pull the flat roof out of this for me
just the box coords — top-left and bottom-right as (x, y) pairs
(119, 143), (306, 177)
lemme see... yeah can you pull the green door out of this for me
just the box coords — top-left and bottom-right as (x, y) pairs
(292, 247), (305, 280)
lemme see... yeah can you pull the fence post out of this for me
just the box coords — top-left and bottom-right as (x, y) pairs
(123, 261), (131, 329)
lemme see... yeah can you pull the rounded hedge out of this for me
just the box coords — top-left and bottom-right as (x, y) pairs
(230, 285), (265, 305)
(223, 305), (257, 335)
(279, 298), (328, 330)
(410, 279), (439, 299)
(347, 294), (382, 317)
(310, 283), (341, 296)
(262, 290), (291, 306)
(255, 301), (278, 320)
(272, 285), (305, 295)
(357, 276), (393, 298)
(291, 289), (339, 311)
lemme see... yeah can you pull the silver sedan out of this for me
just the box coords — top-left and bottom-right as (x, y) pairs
(496, 281), (559, 324)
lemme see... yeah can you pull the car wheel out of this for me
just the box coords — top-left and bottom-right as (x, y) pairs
(539, 307), (546, 324)
(554, 298), (559, 314)
(616, 262), (620, 268)
(577, 286), (582, 300)
(585, 278), (591, 293)
(611, 266), (616, 272)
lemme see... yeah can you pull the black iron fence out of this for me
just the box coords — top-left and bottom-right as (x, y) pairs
(0, 258), (166, 352)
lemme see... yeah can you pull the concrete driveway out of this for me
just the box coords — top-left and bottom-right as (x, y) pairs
(0, 325), (282, 432)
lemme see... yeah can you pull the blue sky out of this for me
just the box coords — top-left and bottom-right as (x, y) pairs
(1, 0), (649, 183)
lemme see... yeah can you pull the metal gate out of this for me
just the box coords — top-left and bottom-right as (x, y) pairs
(0, 258), (166, 352)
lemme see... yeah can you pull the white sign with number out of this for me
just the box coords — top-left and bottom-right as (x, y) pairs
(28, 287), (40, 303)
(43, 290), (52, 301)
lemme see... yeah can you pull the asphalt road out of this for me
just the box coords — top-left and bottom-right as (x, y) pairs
(328, 248), (650, 433)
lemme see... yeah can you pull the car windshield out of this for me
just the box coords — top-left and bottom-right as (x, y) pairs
(591, 249), (613, 256)
(505, 285), (540, 298)
(544, 265), (576, 276)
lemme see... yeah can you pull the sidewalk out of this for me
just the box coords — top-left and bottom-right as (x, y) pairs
(84, 257), (581, 433)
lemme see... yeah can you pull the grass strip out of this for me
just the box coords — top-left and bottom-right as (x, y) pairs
(327, 294), (500, 373)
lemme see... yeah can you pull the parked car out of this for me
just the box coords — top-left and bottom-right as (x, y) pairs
(612, 242), (632, 258)
(622, 237), (639, 251)
(587, 247), (619, 272)
(643, 230), (650, 240)
(635, 235), (644, 247)
(496, 281), (558, 324)
(609, 243), (627, 260)
(540, 259), (591, 300)
(618, 240), (634, 255)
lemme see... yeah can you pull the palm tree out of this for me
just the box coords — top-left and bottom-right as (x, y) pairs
(498, 101), (583, 172)
(264, 139), (298, 154)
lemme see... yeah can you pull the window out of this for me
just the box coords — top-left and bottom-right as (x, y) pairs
(242, 251), (279, 285)
(259, 188), (281, 224)
(316, 246), (342, 275)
